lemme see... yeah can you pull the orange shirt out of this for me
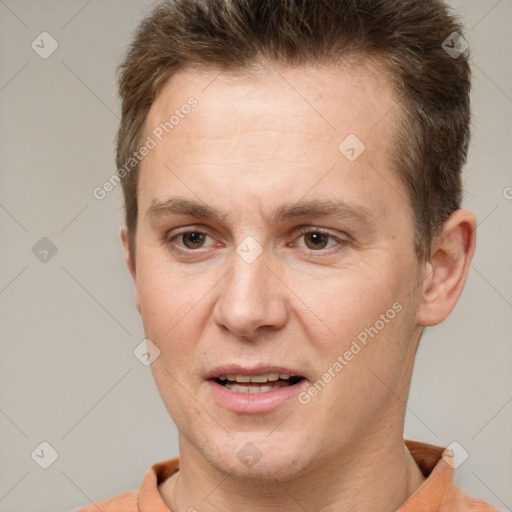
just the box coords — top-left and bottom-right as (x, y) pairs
(74, 440), (499, 511)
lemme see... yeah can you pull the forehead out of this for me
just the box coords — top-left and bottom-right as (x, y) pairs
(145, 60), (399, 143)
(138, 61), (409, 226)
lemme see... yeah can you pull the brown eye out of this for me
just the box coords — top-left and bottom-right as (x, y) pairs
(182, 231), (206, 249)
(304, 231), (329, 250)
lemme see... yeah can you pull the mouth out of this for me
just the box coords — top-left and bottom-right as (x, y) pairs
(214, 373), (304, 394)
(206, 365), (307, 413)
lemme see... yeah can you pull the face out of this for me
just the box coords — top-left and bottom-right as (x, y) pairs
(124, 62), (427, 479)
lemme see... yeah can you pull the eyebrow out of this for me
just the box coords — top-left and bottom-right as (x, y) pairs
(145, 197), (376, 226)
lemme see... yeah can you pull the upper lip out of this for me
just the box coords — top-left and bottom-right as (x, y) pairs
(205, 364), (304, 380)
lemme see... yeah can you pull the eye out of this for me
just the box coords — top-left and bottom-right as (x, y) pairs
(166, 229), (216, 252)
(295, 227), (344, 251)
(180, 231), (208, 249)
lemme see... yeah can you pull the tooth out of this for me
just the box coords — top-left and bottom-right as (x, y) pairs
(227, 374), (236, 381)
(224, 381), (292, 393)
(235, 375), (250, 383)
(250, 375), (269, 383)
(268, 373), (279, 381)
(219, 375), (227, 380)
(279, 374), (290, 380)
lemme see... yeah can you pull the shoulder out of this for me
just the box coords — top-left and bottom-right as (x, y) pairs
(71, 457), (179, 512)
(72, 489), (138, 512)
(403, 440), (500, 512)
(441, 482), (501, 512)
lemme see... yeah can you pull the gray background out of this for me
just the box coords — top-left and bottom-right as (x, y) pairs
(0, 1), (511, 511)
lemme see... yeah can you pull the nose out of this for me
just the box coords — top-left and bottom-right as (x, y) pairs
(212, 248), (289, 340)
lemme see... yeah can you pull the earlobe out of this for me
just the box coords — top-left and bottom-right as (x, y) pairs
(416, 209), (476, 327)
(120, 226), (142, 314)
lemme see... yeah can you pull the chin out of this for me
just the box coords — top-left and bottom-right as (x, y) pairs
(203, 433), (312, 482)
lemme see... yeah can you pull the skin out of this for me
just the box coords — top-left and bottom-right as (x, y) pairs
(121, 61), (476, 512)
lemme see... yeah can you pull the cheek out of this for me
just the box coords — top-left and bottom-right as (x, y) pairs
(136, 255), (208, 355)
(295, 262), (403, 350)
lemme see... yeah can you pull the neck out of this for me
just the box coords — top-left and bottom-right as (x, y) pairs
(159, 429), (426, 512)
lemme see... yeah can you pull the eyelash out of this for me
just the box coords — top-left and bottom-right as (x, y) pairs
(166, 226), (346, 256)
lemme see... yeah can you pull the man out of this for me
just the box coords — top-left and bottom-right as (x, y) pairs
(76, 0), (499, 510)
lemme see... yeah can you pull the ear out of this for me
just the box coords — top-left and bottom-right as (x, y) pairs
(416, 209), (476, 327)
(120, 226), (141, 314)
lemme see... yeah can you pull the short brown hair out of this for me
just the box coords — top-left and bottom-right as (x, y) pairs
(117, 0), (471, 262)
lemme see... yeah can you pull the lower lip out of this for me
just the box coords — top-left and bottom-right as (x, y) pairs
(207, 379), (306, 413)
